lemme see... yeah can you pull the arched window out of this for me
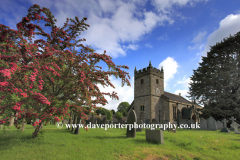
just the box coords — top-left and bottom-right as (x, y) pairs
(140, 105), (144, 111)
(141, 79), (144, 84)
(156, 79), (159, 84)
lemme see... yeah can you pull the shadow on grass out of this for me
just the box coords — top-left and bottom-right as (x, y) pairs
(94, 135), (126, 139)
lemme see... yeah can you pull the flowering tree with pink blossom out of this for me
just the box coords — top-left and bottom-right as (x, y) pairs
(0, 4), (131, 138)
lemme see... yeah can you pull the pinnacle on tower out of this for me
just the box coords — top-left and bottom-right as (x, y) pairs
(149, 60), (152, 67)
(161, 66), (163, 72)
(135, 66), (137, 71)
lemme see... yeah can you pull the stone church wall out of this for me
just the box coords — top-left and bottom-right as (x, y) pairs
(159, 98), (169, 122)
(134, 96), (151, 122)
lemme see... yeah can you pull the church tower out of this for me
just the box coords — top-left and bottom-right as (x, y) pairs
(134, 61), (164, 123)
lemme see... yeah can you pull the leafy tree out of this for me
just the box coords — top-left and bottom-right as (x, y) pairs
(111, 109), (115, 115)
(115, 111), (123, 120)
(0, 4), (131, 138)
(106, 110), (113, 121)
(188, 32), (240, 123)
(117, 102), (129, 116)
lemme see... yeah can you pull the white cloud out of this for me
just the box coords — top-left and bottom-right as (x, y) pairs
(174, 89), (191, 100)
(96, 76), (134, 111)
(192, 31), (207, 43)
(188, 31), (207, 50)
(151, 0), (209, 14)
(157, 34), (168, 41)
(175, 76), (191, 88)
(158, 57), (179, 89)
(200, 14), (240, 58)
(145, 43), (153, 48)
(123, 44), (139, 50)
(24, 0), (174, 59)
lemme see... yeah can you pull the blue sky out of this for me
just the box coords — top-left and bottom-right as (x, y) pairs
(1, 0), (240, 111)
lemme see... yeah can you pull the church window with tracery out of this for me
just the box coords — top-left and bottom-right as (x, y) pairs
(156, 79), (159, 84)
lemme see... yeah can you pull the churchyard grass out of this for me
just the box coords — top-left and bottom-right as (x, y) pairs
(0, 124), (240, 160)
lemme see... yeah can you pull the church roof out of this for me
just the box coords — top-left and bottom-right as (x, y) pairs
(127, 92), (201, 112)
(163, 91), (192, 105)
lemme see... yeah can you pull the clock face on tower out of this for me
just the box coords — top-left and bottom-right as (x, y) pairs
(156, 88), (159, 94)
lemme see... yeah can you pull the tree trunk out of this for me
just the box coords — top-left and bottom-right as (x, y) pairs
(9, 113), (15, 126)
(21, 118), (26, 131)
(32, 122), (43, 138)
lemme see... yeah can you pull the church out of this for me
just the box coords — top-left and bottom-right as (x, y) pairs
(127, 61), (202, 124)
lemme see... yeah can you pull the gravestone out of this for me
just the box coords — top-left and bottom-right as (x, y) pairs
(94, 118), (97, 124)
(220, 118), (230, 133)
(146, 129), (164, 144)
(136, 120), (143, 132)
(119, 117), (123, 124)
(90, 116), (94, 127)
(75, 117), (81, 135)
(200, 118), (207, 130)
(97, 118), (101, 124)
(207, 116), (217, 131)
(230, 122), (240, 134)
(102, 117), (107, 124)
(152, 119), (156, 124)
(145, 119), (151, 125)
(216, 121), (223, 130)
(126, 110), (137, 138)
(229, 116), (237, 131)
(188, 119), (195, 129)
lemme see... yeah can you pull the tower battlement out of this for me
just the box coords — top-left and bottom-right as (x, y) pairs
(134, 61), (164, 79)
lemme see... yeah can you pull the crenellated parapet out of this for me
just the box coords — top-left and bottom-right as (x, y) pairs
(134, 61), (164, 79)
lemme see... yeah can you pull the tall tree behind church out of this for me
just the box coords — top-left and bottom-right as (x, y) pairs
(188, 31), (240, 123)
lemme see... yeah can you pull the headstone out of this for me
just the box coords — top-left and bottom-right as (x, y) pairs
(102, 117), (107, 124)
(119, 117), (123, 124)
(145, 129), (164, 144)
(75, 117), (81, 135)
(200, 118), (207, 130)
(188, 119), (195, 129)
(136, 120), (143, 132)
(94, 118), (97, 124)
(230, 122), (240, 134)
(97, 117), (101, 124)
(126, 110), (137, 138)
(152, 119), (156, 124)
(216, 121), (223, 130)
(220, 118), (230, 133)
(207, 116), (217, 131)
(145, 119), (151, 124)
(90, 116), (94, 127)
(229, 116), (237, 131)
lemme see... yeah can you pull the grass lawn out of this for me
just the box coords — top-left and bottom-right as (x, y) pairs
(0, 124), (240, 160)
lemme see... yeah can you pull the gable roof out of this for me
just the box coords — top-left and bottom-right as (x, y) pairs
(163, 91), (192, 104)
(127, 92), (202, 112)
(163, 91), (202, 108)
